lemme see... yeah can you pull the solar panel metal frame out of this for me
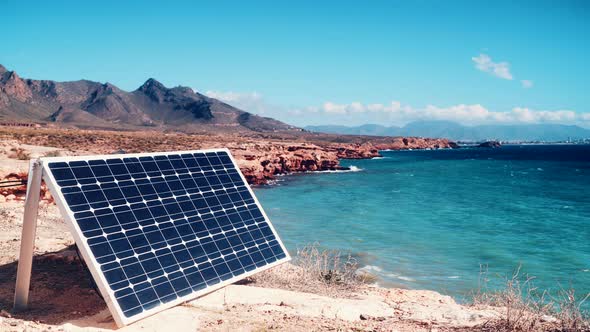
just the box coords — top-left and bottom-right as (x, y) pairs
(40, 148), (291, 327)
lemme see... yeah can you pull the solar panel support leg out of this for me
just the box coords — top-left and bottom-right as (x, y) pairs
(13, 159), (43, 311)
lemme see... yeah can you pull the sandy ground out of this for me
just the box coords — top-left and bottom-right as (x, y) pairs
(0, 138), (511, 331)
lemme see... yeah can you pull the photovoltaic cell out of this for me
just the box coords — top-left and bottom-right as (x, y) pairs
(42, 149), (289, 325)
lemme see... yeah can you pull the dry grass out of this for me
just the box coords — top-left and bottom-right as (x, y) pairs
(42, 150), (62, 157)
(245, 243), (376, 298)
(7, 147), (30, 160)
(293, 243), (377, 285)
(472, 265), (590, 331)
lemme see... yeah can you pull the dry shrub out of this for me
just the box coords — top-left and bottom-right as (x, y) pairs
(246, 243), (376, 297)
(8, 147), (30, 160)
(555, 289), (590, 332)
(472, 265), (590, 331)
(42, 150), (61, 157)
(294, 243), (375, 285)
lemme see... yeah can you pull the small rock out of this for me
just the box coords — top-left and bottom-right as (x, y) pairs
(541, 314), (558, 323)
(0, 309), (11, 318)
(360, 314), (368, 320)
(6, 194), (16, 201)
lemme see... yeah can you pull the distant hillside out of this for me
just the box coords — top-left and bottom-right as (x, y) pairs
(0, 64), (299, 133)
(306, 121), (590, 142)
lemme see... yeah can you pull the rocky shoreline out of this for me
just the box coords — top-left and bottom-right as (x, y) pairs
(234, 137), (458, 185)
(0, 127), (458, 191)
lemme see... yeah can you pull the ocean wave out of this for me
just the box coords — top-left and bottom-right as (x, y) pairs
(359, 265), (383, 273)
(360, 265), (418, 283)
(314, 165), (363, 173)
(397, 276), (415, 282)
(266, 178), (286, 185)
(447, 276), (460, 279)
(371, 157), (389, 160)
(384, 272), (416, 282)
(349, 165), (362, 172)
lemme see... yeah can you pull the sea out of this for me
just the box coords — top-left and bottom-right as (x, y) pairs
(254, 144), (590, 303)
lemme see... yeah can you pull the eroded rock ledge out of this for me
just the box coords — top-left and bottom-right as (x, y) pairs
(0, 129), (457, 187)
(232, 137), (457, 185)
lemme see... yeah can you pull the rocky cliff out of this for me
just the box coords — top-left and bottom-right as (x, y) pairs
(0, 127), (458, 187)
(231, 137), (458, 184)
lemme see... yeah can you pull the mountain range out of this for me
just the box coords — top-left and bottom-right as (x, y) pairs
(0, 64), (298, 133)
(306, 121), (590, 142)
(3, 64), (588, 141)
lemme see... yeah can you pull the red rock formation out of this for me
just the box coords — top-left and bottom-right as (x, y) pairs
(0, 172), (53, 203)
(229, 137), (457, 185)
(231, 143), (343, 185)
(372, 137), (459, 150)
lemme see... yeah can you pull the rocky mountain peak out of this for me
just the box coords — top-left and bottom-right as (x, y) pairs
(0, 68), (32, 102)
(136, 78), (169, 103)
(138, 78), (166, 92)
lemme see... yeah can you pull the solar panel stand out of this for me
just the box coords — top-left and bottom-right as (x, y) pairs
(11, 149), (290, 327)
(13, 159), (43, 311)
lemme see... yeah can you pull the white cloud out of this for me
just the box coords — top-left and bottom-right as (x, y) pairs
(472, 54), (513, 80)
(521, 80), (534, 88)
(205, 90), (269, 114)
(322, 102), (349, 114)
(296, 100), (589, 127)
(204, 89), (588, 128)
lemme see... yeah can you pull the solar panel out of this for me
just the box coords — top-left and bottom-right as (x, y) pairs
(41, 149), (290, 326)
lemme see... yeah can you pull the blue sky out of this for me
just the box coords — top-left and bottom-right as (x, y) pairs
(1, 0), (589, 127)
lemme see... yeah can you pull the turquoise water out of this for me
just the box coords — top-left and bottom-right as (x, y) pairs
(254, 145), (590, 301)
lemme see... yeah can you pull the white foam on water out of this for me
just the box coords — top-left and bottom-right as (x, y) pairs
(349, 165), (362, 172)
(371, 157), (389, 160)
(384, 272), (416, 282)
(266, 178), (285, 186)
(397, 275), (416, 282)
(448, 276), (460, 279)
(360, 265), (383, 273)
(310, 165), (363, 174)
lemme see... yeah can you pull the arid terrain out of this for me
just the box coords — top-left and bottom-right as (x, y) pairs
(0, 126), (456, 187)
